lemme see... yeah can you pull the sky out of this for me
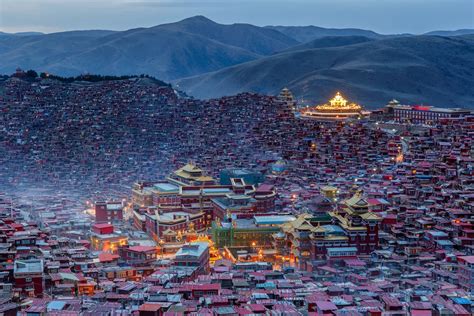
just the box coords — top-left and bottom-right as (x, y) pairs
(0, 0), (473, 34)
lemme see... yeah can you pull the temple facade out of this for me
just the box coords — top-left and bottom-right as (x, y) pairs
(300, 92), (369, 121)
(276, 190), (381, 270)
(131, 163), (277, 244)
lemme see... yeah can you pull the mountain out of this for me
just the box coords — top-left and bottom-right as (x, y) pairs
(37, 27), (261, 80)
(176, 35), (474, 108)
(278, 36), (374, 53)
(2, 16), (473, 103)
(266, 25), (384, 43)
(158, 16), (299, 55)
(424, 29), (474, 36)
(0, 16), (297, 80)
(0, 31), (44, 37)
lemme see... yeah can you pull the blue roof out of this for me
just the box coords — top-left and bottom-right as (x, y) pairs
(154, 183), (179, 192)
(451, 297), (471, 304)
(233, 169), (252, 175)
(323, 225), (345, 235)
(256, 281), (276, 289)
(429, 230), (448, 237)
(254, 215), (295, 225)
(47, 301), (67, 311)
(175, 242), (208, 258)
(327, 247), (357, 253)
(203, 188), (231, 194)
(436, 240), (454, 246)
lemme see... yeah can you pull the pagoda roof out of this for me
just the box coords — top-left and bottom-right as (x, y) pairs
(179, 163), (202, 173)
(163, 229), (177, 236)
(360, 212), (382, 221)
(282, 213), (313, 232)
(345, 192), (369, 209)
(173, 163), (215, 182)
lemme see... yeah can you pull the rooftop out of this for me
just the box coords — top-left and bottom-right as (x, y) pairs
(14, 259), (44, 274)
(254, 215), (296, 226)
(175, 242), (208, 258)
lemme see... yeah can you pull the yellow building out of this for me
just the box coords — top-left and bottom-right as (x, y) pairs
(90, 233), (128, 254)
(276, 191), (382, 270)
(168, 163), (216, 186)
(321, 186), (338, 200)
(301, 92), (370, 121)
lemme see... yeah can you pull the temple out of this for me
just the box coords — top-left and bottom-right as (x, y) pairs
(301, 92), (369, 120)
(274, 190), (381, 271)
(278, 87), (297, 110)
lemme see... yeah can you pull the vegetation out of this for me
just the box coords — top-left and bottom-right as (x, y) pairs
(38, 73), (170, 86)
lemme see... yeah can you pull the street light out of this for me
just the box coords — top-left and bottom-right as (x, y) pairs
(159, 239), (165, 259)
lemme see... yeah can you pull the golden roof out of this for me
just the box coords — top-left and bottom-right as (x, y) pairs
(179, 163), (202, 173)
(282, 214), (313, 232)
(360, 212), (382, 221)
(345, 191), (368, 209)
(330, 212), (367, 231)
(163, 229), (177, 236)
(315, 92), (362, 112)
(298, 224), (314, 231)
(311, 225), (326, 233)
(281, 213), (331, 234)
(324, 235), (348, 241)
(173, 163), (215, 182)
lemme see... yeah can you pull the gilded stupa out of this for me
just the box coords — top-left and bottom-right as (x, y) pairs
(301, 92), (369, 120)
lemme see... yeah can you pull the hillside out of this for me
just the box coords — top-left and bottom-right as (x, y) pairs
(266, 25), (384, 42)
(176, 35), (474, 108)
(0, 16), (297, 80)
(278, 36), (375, 53)
(158, 16), (299, 55)
(425, 29), (474, 36)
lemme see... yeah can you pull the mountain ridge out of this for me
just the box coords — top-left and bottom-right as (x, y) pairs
(1, 16), (474, 107)
(0, 16), (296, 80)
(176, 35), (474, 108)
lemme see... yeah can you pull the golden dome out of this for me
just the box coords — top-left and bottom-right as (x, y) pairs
(315, 92), (362, 112)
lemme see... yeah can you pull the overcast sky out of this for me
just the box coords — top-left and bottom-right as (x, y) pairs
(0, 0), (473, 34)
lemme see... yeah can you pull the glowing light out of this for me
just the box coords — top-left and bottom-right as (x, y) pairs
(315, 92), (362, 112)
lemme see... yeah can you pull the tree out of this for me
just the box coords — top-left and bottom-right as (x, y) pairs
(26, 70), (38, 78)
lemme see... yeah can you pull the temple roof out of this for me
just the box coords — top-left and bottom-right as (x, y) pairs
(314, 92), (363, 112)
(163, 229), (177, 236)
(345, 191), (369, 209)
(360, 212), (382, 221)
(173, 163), (215, 182)
(179, 163), (202, 173)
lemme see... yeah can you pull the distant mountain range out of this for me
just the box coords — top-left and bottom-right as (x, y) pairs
(177, 35), (474, 108)
(1, 16), (474, 107)
(0, 16), (297, 80)
(265, 25), (385, 42)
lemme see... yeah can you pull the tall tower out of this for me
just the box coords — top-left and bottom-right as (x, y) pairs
(278, 87), (297, 110)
